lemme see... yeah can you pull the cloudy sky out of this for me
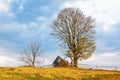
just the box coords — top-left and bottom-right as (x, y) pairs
(0, 0), (120, 66)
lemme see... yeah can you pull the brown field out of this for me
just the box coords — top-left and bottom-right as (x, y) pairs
(0, 67), (120, 80)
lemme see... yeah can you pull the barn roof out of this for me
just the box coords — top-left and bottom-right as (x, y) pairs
(52, 56), (68, 67)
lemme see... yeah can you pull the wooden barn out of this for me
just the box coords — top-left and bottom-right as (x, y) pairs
(52, 56), (68, 67)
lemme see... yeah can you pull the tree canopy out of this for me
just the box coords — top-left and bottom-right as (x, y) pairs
(51, 8), (96, 67)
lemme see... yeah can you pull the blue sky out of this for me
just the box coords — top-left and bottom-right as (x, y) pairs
(0, 0), (120, 66)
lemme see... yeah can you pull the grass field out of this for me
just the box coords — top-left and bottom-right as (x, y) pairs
(0, 67), (120, 80)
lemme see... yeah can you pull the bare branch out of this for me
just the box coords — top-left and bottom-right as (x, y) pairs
(21, 42), (41, 67)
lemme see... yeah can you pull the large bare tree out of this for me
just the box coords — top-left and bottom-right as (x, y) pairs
(21, 42), (41, 67)
(51, 8), (96, 67)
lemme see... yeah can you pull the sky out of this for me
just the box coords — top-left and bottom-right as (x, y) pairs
(0, 0), (120, 67)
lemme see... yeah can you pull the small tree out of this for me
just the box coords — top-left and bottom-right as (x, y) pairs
(21, 42), (41, 67)
(51, 8), (96, 67)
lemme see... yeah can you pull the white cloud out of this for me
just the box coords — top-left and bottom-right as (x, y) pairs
(60, 0), (94, 15)
(61, 0), (120, 23)
(0, 0), (12, 12)
(103, 19), (116, 32)
(0, 56), (23, 66)
(81, 52), (120, 66)
(0, 46), (16, 55)
(37, 57), (51, 66)
(37, 16), (47, 21)
(0, 46), (23, 66)
(40, 6), (50, 13)
(19, 4), (23, 11)
(100, 53), (117, 57)
(0, 0), (15, 19)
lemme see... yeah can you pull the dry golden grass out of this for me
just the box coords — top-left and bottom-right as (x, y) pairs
(0, 67), (120, 80)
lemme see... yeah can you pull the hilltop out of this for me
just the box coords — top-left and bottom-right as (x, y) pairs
(0, 67), (120, 80)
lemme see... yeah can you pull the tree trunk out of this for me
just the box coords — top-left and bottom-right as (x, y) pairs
(32, 61), (35, 67)
(32, 58), (35, 67)
(73, 53), (78, 67)
(71, 60), (73, 67)
(73, 58), (78, 67)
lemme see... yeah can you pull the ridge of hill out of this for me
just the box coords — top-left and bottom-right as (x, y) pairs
(0, 67), (120, 80)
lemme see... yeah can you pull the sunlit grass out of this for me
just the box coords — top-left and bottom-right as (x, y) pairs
(0, 67), (120, 80)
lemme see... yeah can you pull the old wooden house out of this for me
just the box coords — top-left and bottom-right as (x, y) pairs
(52, 56), (68, 67)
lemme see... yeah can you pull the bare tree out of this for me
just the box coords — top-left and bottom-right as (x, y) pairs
(21, 42), (41, 67)
(51, 8), (96, 67)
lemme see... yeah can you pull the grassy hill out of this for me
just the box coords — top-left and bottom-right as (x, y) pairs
(0, 67), (120, 80)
